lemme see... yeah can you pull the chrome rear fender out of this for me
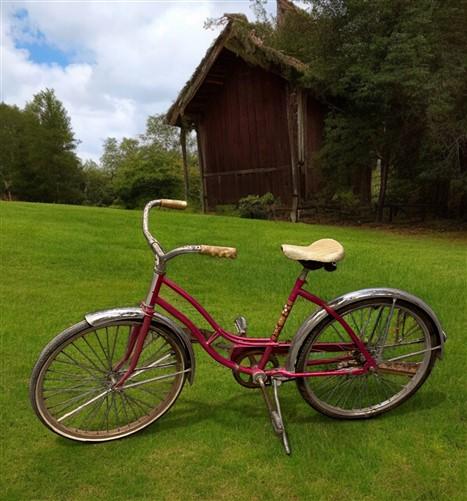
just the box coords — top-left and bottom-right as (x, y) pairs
(286, 288), (446, 372)
(85, 307), (196, 384)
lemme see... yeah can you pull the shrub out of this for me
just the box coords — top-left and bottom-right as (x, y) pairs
(238, 192), (279, 219)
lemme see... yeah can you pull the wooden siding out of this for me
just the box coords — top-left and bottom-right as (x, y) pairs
(195, 50), (293, 207)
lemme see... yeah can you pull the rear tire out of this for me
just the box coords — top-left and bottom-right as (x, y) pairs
(30, 319), (188, 441)
(296, 298), (438, 419)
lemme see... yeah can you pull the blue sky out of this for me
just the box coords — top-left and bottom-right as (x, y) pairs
(2, 1), (280, 160)
(11, 7), (92, 66)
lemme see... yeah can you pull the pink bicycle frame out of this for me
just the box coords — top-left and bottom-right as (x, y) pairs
(116, 270), (377, 387)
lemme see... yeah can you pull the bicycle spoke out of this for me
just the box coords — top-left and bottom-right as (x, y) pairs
(47, 386), (101, 410)
(94, 330), (113, 370)
(367, 306), (384, 345)
(121, 392), (140, 422)
(383, 338), (425, 349)
(339, 377), (360, 409)
(332, 377), (355, 407)
(56, 388), (110, 422)
(71, 341), (108, 375)
(123, 392), (153, 415)
(34, 321), (187, 440)
(105, 327), (112, 365)
(119, 391), (131, 426)
(347, 311), (360, 334)
(56, 352), (104, 379)
(111, 392), (120, 428)
(300, 299), (433, 418)
(109, 326), (120, 366)
(360, 307), (374, 341)
(123, 369), (189, 390)
(82, 335), (108, 371)
(79, 391), (107, 430)
(329, 322), (347, 343)
(43, 383), (98, 398)
(376, 299), (396, 356)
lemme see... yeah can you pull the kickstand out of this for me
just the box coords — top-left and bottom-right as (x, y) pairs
(258, 377), (291, 455)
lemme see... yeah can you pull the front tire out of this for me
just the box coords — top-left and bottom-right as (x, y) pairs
(296, 298), (438, 419)
(30, 319), (188, 441)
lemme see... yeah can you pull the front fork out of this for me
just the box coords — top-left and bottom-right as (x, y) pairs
(114, 274), (164, 387)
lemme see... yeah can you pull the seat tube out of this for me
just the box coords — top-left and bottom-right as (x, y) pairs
(258, 269), (309, 369)
(271, 269), (309, 342)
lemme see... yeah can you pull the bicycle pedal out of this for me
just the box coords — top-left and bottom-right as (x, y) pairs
(234, 316), (247, 336)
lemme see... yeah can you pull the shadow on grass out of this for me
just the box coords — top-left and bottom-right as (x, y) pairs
(284, 388), (447, 424)
(51, 385), (446, 450)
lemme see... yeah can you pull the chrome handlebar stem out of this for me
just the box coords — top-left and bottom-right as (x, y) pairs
(143, 200), (165, 256)
(142, 199), (200, 272)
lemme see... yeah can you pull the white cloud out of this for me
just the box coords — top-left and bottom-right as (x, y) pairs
(2, 1), (277, 161)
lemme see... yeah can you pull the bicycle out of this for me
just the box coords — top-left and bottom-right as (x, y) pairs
(30, 199), (447, 454)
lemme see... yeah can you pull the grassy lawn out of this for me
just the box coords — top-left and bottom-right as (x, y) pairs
(1, 201), (466, 500)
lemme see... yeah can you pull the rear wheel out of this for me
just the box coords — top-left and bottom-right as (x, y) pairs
(30, 319), (188, 441)
(296, 298), (438, 419)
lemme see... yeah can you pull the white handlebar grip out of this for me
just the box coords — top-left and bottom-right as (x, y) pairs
(160, 199), (187, 210)
(199, 245), (237, 259)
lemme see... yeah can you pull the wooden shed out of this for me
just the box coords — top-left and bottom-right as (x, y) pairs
(167, 7), (325, 221)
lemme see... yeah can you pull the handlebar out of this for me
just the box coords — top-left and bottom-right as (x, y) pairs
(142, 199), (237, 267)
(160, 199), (187, 210)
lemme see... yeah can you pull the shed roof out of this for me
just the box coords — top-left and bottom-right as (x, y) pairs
(166, 14), (307, 126)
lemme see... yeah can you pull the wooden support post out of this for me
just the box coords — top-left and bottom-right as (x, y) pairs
(180, 126), (190, 202)
(195, 126), (208, 213)
(286, 85), (299, 222)
(297, 89), (308, 199)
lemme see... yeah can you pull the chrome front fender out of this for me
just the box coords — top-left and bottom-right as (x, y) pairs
(85, 307), (196, 384)
(286, 288), (446, 372)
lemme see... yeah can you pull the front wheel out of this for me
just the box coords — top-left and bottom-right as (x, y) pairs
(30, 319), (188, 441)
(296, 298), (438, 419)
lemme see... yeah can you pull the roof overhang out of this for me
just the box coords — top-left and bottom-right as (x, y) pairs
(166, 14), (307, 127)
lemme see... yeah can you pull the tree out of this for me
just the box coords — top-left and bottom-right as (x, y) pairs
(0, 103), (31, 200)
(254, 0), (467, 219)
(24, 88), (83, 203)
(100, 138), (121, 181)
(140, 114), (197, 202)
(140, 113), (181, 151)
(82, 160), (114, 206)
(112, 142), (183, 209)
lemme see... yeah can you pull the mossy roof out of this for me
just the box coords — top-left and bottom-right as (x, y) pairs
(166, 14), (307, 127)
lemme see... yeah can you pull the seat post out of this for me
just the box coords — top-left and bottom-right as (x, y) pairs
(298, 268), (309, 281)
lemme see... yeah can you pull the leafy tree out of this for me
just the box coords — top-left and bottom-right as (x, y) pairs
(100, 138), (121, 181)
(140, 114), (198, 201)
(82, 160), (114, 206)
(24, 88), (83, 203)
(112, 142), (183, 209)
(0, 103), (31, 200)
(140, 113), (181, 151)
(99, 114), (200, 209)
(253, 0), (467, 219)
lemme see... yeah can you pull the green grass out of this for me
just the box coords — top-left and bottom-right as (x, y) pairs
(1, 201), (466, 500)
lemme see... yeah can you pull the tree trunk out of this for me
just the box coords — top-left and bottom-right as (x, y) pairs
(377, 158), (389, 222)
(3, 180), (12, 201)
(180, 127), (189, 202)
